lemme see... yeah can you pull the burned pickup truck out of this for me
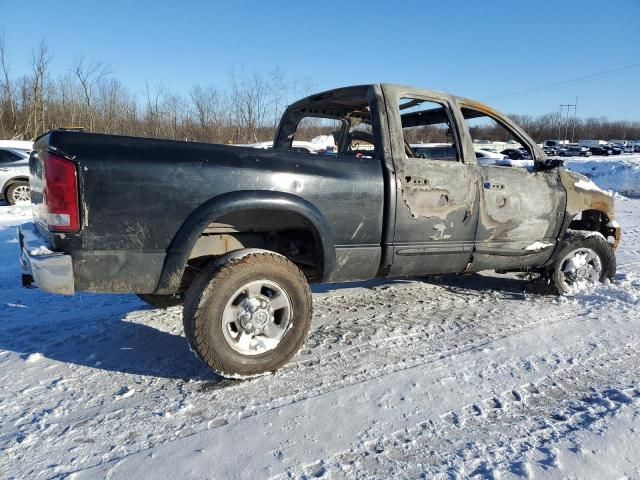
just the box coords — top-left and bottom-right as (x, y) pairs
(19, 84), (621, 377)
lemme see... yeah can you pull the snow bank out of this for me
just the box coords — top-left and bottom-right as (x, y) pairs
(565, 155), (640, 198)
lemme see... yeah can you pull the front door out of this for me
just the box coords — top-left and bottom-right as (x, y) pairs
(458, 103), (566, 271)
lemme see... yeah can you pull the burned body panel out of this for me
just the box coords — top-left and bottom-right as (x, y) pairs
(472, 166), (566, 270)
(378, 86), (479, 276)
(559, 170), (616, 220)
(390, 159), (479, 276)
(558, 169), (621, 249)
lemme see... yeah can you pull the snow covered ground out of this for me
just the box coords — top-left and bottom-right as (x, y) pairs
(1, 166), (640, 478)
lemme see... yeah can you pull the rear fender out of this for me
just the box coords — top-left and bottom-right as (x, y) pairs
(155, 190), (335, 293)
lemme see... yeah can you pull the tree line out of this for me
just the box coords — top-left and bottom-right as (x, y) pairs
(1, 38), (639, 145)
(0, 38), (316, 144)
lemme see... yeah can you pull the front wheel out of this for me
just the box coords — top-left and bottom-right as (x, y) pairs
(6, 181), (30, 205)
(551, 230), (616, 294)
(182, 250), (312, 378)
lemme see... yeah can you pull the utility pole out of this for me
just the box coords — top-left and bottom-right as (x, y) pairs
(571, 96), (578, 143)
(560, 98), (577, 143)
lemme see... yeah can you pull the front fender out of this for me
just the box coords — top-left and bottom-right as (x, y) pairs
(155, 190), (336, 293)
(559, 169), (621, 248)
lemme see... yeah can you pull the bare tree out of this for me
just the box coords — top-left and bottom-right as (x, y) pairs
(144, 82), (166, 137)
(269, 66), (287, 131)
(1, 42), (639, 144)
(25, 40), (52, 138)
(72, 56), (111, 132)
(0, 32), (19, 138)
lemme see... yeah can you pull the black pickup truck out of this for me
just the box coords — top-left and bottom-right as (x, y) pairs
(18, 84), (621, 377)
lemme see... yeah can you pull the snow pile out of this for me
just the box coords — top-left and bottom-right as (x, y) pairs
(565, 155), (640, 198)
(28, 245), (54, 256)
(310, 134), (335, 150)
(24, 352), (43, 363)
(572, 271), (640, 306)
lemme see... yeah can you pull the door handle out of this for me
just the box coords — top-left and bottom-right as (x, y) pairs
(483, 182), (505, 190)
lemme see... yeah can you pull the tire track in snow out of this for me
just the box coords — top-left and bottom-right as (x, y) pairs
(72, 301), (640, 480)
(4, 273), (638, 479)
(293, 342), (640, 479)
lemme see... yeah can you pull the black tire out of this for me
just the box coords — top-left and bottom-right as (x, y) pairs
(551, 230), (616, 295)
(6, 181), (30, 205)
(137, 294), (183, 309)
(182, 250), (312, 378)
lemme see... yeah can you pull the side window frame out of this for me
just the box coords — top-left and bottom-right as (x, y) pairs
(457, 101), (542, 167)
(383, 87), (474, 172)
(290, 114), (348, 154)
(399, 97), (462, 163)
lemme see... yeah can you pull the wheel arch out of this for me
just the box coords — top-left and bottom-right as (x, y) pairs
(2, 176), (29, 199)
(155, 190), (335, 294)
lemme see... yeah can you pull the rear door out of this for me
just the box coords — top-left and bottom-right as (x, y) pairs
(382, 88), (479, 277)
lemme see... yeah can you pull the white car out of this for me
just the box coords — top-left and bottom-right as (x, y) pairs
(235, 140), (326, 154)
(474, 149), (507, 165)
(0, 147), (31, 205)
(563, 146), (592, 157)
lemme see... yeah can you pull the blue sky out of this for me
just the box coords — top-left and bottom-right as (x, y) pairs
(1, 0), (639, 120)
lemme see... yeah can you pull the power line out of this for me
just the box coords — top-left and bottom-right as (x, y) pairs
(483, 63), (640, 101)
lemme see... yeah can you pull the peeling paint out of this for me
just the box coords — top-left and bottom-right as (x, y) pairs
(429, 223), (452, 241)
(400, 159), (476, 221)
(524, 241), (553, 251)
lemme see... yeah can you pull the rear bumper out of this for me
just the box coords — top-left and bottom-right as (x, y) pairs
(18, 222), (74, 295)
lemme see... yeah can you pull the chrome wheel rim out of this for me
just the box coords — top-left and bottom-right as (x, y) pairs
(221, 279), (292, 355)
(12, 185), (30, 203)
(558, 247), (602, 291)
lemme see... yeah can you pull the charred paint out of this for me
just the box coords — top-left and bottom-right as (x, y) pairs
(559, 169), (621, 249)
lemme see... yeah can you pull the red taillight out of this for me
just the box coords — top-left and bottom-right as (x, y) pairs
(43, 152), (80, 232)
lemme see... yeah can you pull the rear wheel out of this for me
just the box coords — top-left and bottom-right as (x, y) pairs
(6, 181), (30, 205)
(551, 230), (615, 294)
(182, 250), (312, 378)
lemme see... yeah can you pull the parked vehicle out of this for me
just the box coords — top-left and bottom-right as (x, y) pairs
(474, 149), (508, 165)
(413, 144), (458, 161)
(0, 147), (31, 205)
(543, 140), (569, 148)
(589, 147), (610, 156)
(562, 146), (592, 157)
(236, 140), (323, 153)
(0, 140), (33, 150)
(610, 145), (623, 155)
(500, 148), (531, 160)
(18, 84), (621, 377)
(542, 147), (558, 156)
(578, 140), (607, 148)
